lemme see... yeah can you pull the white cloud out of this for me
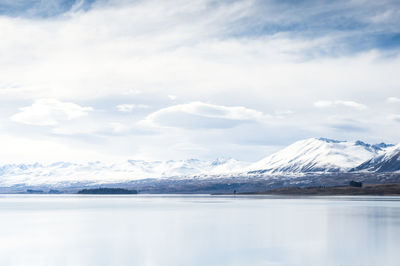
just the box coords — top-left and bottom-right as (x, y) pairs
(387, 97), (400, 103)
(335, 100), (367, 110)
(0, 0), (397, 103)
(116, 104), (149, 112)
(10, 99), (93, 126)
(274, 110), (294, 116)
(313, 100), (334, 108)
(0, 0), (399, 163)
(168, 95), (177, 100)
(143, 102), (268, 129)
(314, 100), (367, 110)
(389, 114), (400, 122)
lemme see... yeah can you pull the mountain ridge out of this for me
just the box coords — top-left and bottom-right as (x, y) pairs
(352, 144), (400, 172)
(0, 137), (398, 188)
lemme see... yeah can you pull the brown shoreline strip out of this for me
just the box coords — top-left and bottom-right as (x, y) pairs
(234, 183), (400, 196)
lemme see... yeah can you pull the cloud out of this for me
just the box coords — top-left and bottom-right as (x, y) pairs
(335, 100), (367, 110)
(314, 100), (367, 110)
(10, 99), (93, 126)
(0, 0), (93, 18)
(387, 97), (400, 103)
(168, 95), (177, 100)
(313, 100), (334, 108)
(389, 114), (400, 122)
(330, 123), (367, 132)
(143, 102), (268, 129)
(0, 0), (399, 163)
(116, 104), (149, 112)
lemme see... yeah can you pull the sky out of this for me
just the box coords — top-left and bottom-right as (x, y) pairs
(0, 0), (400, 163)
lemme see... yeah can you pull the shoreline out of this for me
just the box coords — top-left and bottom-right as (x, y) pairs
(232, 183), (400, 196)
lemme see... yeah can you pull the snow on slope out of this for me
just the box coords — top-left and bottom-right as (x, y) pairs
(0, 138), (396, 187)
(352, 144), (400, 172)
(247, 138), (390, 174)
(0, 158), (249, 187)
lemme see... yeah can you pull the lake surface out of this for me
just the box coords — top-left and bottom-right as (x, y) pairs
(0, 195), (399, 266)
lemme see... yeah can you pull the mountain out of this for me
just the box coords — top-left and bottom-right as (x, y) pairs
(0, 158), (248, 187)
(0, 137), (397, 189)
(247, 138), (390, 174)
(352, 144), (400, 172)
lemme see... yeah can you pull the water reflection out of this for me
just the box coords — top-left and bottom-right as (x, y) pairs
(0, 195), (399, 266)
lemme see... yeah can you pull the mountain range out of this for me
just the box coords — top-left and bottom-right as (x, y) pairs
(1, 137), (399, 188)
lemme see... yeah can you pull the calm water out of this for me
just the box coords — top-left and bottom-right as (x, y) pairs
(0, 195), (399, 266)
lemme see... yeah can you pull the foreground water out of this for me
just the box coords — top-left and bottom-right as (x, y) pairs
(0, 195), (399, 266)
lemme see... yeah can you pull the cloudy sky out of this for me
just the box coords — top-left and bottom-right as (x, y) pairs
(1, 0), (400, 163)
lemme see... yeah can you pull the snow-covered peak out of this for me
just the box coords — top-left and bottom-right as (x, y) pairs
(381, 143), (400, 160)
(353, 143), (400, 172)
(0, 138), (397, 188)
(247, 138), (387, 173)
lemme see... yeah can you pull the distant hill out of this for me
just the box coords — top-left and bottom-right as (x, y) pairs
(77, 188), (138, 194)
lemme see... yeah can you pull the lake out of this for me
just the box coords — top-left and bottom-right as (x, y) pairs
(0, 195), (399, 266)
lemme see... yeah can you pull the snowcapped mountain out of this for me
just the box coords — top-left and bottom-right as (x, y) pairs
(352, 144), (400, 172)
(0, 158), (249, 187)
(247, 138), (391, 174)
(0, 137), (398, 189)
